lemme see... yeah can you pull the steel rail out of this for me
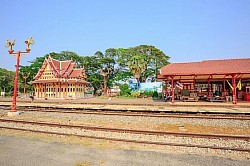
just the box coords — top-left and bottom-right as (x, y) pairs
(1, 100), (250, 108)
(0, 126), (249, 152)
(0, 118), (249, 140)
(13, 107), (250, 120)
(1, 105), (250, 120)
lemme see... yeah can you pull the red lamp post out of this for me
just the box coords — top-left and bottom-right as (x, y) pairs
(5, 37), (34, 115)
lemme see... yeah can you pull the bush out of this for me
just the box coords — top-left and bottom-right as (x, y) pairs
(143, 90), (154, 97)
(119, 84), (132, 96)
(158, 93), (162, 99)
(152, 90), (158, 99)
(86, 90), (93, 94)
(131, 91), (140, 98)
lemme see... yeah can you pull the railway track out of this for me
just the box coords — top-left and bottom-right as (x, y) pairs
(1, 106), (250, 120)
(0, 118), (249, 152)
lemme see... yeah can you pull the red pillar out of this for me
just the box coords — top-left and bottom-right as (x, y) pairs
(37, 84), (40, 98)
(207, 79), (211, 97)
(56, 83), (58, 98)
(232, 77), (237, 104)
(223, 79), (226, 92)
(59, 83), (61, 98)
(10, 51), (21, 112)
(44, 84), (47, 98)
(171, 76), (175, 103)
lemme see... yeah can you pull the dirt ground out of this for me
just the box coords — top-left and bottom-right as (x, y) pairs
(1, 134), (250, 166)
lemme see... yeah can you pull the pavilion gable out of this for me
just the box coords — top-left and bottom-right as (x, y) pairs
(33, 56), (87, 82)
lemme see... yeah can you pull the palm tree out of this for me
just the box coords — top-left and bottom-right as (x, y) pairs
(128, 54), (147, 90)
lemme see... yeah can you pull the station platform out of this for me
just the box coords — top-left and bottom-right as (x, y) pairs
(0, 97), (250, 114)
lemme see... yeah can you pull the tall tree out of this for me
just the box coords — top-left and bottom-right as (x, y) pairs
(128, 53), (147, 89)
(130, 45), (170, 81)
(81, 55), (102, 94)
(0, 68), (15, 95)
(117, 45), (170, 82)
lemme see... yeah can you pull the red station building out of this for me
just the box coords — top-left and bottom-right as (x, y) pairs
(159, 58), (250, 104)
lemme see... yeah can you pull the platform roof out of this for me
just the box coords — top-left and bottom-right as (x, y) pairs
(159, 58), (250, 82)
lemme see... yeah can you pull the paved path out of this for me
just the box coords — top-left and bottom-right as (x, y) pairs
(0, 97), (250, 114)
(0, 135), (249, 166)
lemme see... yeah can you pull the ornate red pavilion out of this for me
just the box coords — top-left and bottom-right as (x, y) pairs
(159, 58), (250, 104)
(30, 56), (89, 99)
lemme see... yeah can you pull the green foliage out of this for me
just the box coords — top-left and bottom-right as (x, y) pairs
(128, 53), (147, 89)
(114, 71), (132, 83)
(141, 90), (154, 97)
(117, 45), (170, 84)
(152, 90), (159, 99)
(158, 93), (162, 99)
(130, 91), (140, 98)
(16, 44), (170, 95)
(119, 83), (131, 96)
(0, 68), (15, 95)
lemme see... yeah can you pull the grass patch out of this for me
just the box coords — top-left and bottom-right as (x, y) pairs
(73, 161), (91, 166)
(116, 96), (136, 99)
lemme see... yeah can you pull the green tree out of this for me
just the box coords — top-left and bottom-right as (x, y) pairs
(82, 55), (102, 94)
(128, 53), (147, 89)
(117, 45), (170, 83)
(17, 44), (170, 96)
(0, 68), (15, 96)
(130, 45), (170, 81)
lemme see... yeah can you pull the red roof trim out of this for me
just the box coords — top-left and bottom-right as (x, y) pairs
(34, 56), (87, 79)
(160, 58), (250, 76)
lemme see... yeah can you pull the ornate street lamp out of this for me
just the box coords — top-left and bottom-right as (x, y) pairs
(100, 66), (111, 96)
(5, 37), (34, 116)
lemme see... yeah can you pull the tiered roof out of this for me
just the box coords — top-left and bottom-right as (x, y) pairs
(31, 56), (88, 84)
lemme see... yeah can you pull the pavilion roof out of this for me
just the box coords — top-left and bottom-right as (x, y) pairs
(159, 58), (250, 81)
(29, 79), (89, 84)
(34, 56), (86, 80)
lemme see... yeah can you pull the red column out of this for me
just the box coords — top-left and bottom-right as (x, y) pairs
(207, 79), (210, 97)
(223, 79), (226, 92)
(171, 76), (175, 103)
(59, 83), (61, 98)
(56, 83), (58, 98)
(39, 84), (41, 98)
(37, 84), (39, 98)
(44, 84), (47, 98)
(74, 83), (76, 98)
(232, 77), (237, 104)
(10, 51), (21, 112)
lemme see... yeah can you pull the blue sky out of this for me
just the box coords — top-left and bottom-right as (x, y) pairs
(0, 0), (249, 71)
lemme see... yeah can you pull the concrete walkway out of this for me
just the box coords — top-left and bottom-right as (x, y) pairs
(0, 97), (250, 114)
(2, 135), (249, 166)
